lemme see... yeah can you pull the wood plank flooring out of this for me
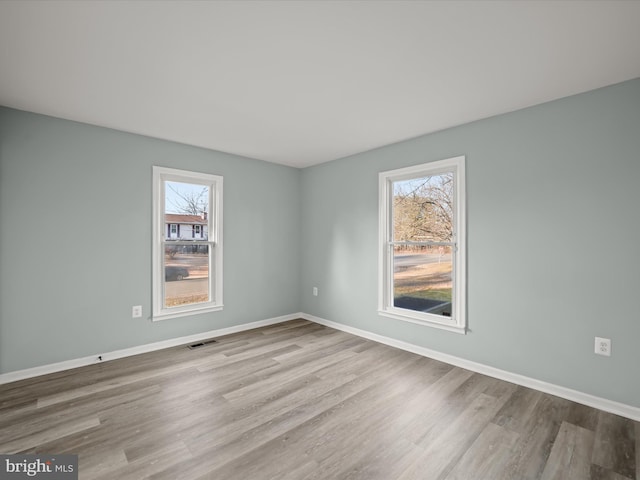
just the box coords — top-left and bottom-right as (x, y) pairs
(0, 319), (637, 479)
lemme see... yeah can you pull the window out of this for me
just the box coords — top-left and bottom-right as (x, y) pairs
(379, 156), (466, 333)
(153, 167), (223, 320)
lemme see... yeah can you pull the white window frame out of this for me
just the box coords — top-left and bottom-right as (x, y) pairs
(152, 166), (223, 320)
(378, 156), (466, 334)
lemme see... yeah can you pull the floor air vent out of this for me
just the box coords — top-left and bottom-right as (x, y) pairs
(188, 339), (217, 350)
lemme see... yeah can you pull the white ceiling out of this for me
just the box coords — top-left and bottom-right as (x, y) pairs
(1, 1), (639, 168)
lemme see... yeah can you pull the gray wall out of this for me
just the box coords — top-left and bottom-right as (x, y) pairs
(2, 79), (639, 408)
(300, 79), (640, 407)
(0, 108), (301, 373)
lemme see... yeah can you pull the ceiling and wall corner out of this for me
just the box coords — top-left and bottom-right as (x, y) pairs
(0, 0), (639, 168)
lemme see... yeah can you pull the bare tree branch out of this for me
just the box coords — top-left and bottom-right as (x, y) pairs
(393, 173), (453, 243)
(167, 184), (208, 215)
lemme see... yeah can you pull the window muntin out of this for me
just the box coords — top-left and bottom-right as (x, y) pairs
(379, 156), (466, 333)
(153, 167), (223, 320)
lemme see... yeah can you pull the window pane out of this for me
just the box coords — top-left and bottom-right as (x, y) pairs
(165, 181), (209, 241)
(393, 246), (452, 317)
(393, 173), (453, 242)
(164, 245), (210, 308)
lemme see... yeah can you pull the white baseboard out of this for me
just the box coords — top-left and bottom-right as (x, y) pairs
(2, 311), (638, 422)
(300, 313), (640, 422)
(0, 313), (299, 385)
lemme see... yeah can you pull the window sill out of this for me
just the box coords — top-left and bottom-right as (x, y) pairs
(378, 308), (466, 334)
(153, 304), (223, 322)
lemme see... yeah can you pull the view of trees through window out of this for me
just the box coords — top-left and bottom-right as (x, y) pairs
(166, 181), (209, 217)
(392, 172), (454, 316)
(163, 181), (210, 308)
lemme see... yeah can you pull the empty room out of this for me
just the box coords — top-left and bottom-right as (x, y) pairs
(1, 1), (639, 479)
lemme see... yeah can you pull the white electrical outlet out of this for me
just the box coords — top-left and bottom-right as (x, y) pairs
(313, 287), (318, 296)
(132, 305), (142, 318)
(594, 337), (611, 356)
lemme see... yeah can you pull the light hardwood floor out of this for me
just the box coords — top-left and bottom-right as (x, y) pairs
(0, 319), (637, 479)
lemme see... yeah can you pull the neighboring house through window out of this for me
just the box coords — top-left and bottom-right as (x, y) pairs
(153, 166), (223, 320)
(378, 156), (466, 333)
(164, 214), (208, 241)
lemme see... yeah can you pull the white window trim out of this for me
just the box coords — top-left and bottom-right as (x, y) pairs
(152, 166), (223, 321)
(378, 156), (466, 334)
